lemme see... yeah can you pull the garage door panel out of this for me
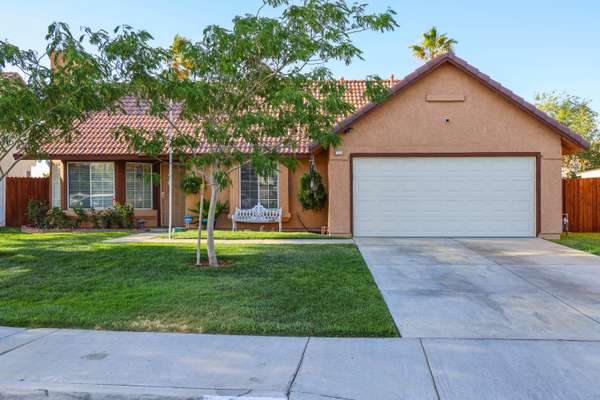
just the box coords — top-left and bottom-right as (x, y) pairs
(355, 180), (532, 195)
(353, 157), (535, 237)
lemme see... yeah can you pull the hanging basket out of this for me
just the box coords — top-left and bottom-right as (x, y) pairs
(298, 159), (327, 210)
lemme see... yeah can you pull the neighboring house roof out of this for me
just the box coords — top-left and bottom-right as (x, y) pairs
(1, 71), (24, 83)
(1, 72), (21, 79)
(39, 53), (589, 159)
(41, 81), (396, 159)
(577, 168), (600, 178)
(330, 53), (589, 151)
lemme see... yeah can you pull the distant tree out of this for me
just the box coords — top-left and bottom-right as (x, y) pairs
(535, 92), (600, 177)
(0, 23), (125, 181)
(409, 26), (457, 61)
(110, 0), (398, 266)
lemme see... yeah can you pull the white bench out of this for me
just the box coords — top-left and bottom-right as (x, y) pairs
(231, 203), (282, 232)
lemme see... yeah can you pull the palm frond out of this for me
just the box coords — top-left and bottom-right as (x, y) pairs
(410, 26), (457, 60)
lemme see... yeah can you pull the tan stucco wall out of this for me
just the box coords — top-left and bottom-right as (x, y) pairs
(183, 153), (329, 232)
(328, 63), (564, 238)
(0, 151), (34, 177)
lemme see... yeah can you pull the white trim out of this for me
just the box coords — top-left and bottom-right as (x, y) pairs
(125, 162), (153, 210)
(51, 162), (62, 208)
(238, 164), (280, 210)
(66, 161), (116, 209)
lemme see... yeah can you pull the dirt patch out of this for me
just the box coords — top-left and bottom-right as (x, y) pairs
(189, 259), (234, 268)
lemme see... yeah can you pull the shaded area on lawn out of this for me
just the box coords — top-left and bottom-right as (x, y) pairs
(554, 233), (600, 256)
(164, 229), (337, 240)
(0, 230), (396, 337)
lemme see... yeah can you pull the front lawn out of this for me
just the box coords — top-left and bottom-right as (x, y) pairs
(553, 232), (600, 256)
(0, 230), (396, 337)
(164, 229), (335, 240)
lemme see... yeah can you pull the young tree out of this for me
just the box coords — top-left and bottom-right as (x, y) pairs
(409, 26), (457, 61)
(113, 0), (398, 266)
(535, 92), (600, 177)
(0, 23), (125, 180)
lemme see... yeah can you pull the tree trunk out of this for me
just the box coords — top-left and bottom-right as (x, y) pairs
(196, 183), (205, 266)
(206, 181), (219, 267)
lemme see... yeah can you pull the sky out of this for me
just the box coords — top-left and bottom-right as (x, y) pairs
(1, 0), (599, 111)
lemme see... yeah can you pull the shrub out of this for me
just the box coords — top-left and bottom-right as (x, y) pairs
(26, 200), (49, 228)
(99, 209), (119, 229)
(88, 208), (101, 228)
(113, 202), (134, 228)
(45, 207), (72, 229)
(72, 207), (89, 228)
(189, 200), (229, 225)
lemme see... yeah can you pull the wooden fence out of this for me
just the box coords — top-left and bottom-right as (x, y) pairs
(563, 177), (600, 232)
(5, 177), (49, 227)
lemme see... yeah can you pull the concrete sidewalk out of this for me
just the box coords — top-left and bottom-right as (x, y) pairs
(2, 326), (600, 399)
(104, 232), (353, 245)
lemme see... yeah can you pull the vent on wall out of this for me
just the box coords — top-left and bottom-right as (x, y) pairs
(426, 94), (465, 102)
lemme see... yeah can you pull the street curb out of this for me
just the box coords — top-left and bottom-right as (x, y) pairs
(0, 386), (288, 400)
(0, 382), (287, 400)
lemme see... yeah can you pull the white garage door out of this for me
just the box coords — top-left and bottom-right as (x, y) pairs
(353, 157), (536, 237)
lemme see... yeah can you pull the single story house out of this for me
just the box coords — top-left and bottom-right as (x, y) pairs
(36, 53), (588, 239)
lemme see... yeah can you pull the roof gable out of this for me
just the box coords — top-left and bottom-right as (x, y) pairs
(331, 53), (589, 151)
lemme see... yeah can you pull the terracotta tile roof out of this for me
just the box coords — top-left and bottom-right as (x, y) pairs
(332, 53), (590, 150)
(1, 72), (24, 82)
(42, 80), (396, 158)
(42, 52), (589, 159)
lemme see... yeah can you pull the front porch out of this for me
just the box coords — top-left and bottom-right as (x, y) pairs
(163, 155), (329, 232)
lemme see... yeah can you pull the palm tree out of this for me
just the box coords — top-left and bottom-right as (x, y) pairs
(409, 26), (457, 61)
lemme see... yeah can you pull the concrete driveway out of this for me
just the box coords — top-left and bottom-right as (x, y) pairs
(356, 237), (600, 339)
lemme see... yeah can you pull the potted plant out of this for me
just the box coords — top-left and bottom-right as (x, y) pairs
(189, 200), (229, 229)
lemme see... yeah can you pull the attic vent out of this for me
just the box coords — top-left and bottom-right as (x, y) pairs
(426, 94), (465, 102)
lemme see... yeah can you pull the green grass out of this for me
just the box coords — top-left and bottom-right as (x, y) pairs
(553, 232), (600, 256)
(165, 229), (337, 240)
(0, 230), (396, 337)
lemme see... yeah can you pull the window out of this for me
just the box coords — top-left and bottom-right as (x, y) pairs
(68, 162), (114, 208)
(240, 164), (279, 209)
(126, 163), (153, 209)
